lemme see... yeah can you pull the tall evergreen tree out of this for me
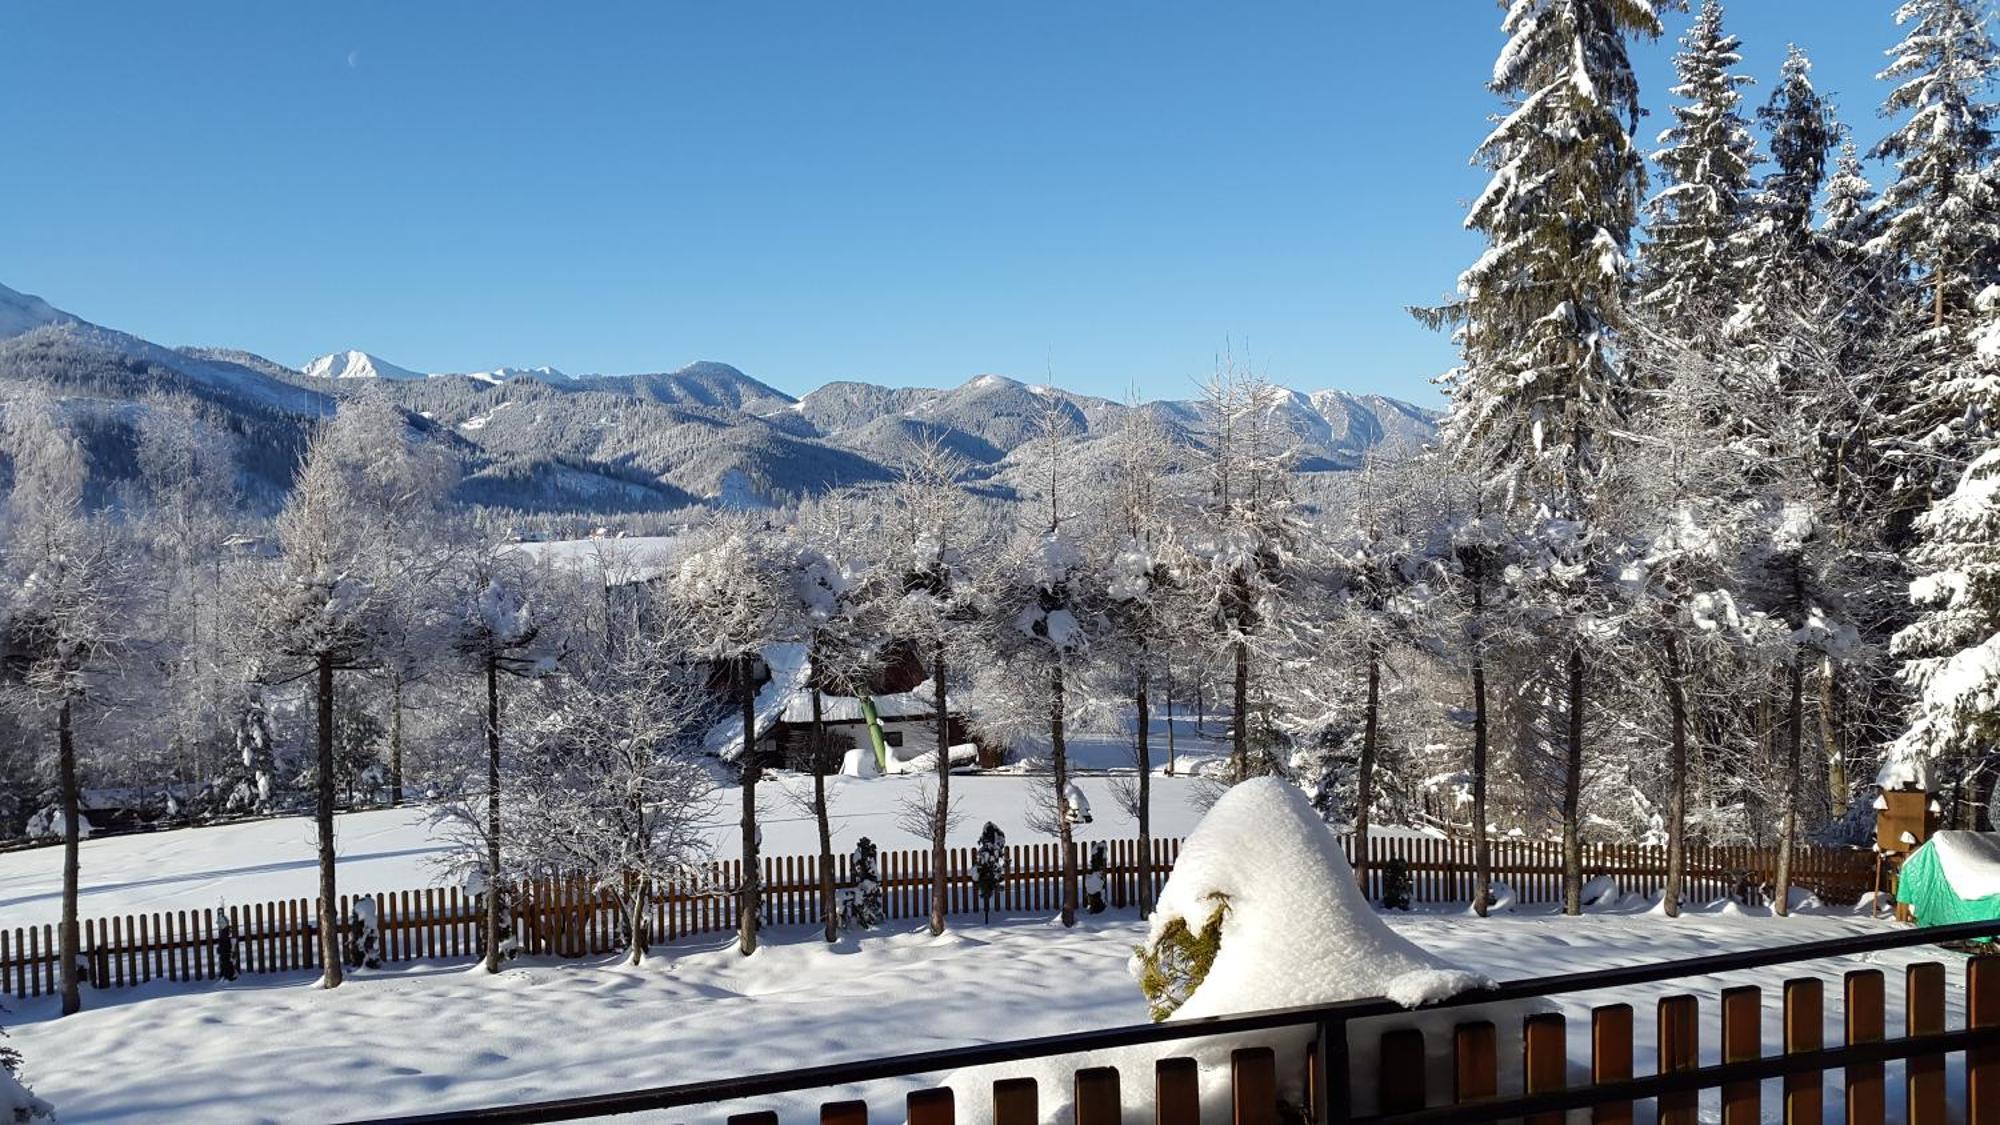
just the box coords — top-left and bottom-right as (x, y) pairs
(1734, 45), (1836, 334)
(1418, 0), (1664, 915)
(1641, 0), (1760, 321)
(1872, 0), (2000, 329)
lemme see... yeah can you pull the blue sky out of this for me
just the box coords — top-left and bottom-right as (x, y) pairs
(1, 3), (1911, 403)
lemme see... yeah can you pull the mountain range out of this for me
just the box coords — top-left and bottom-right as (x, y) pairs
(0, 283), (1438, 515)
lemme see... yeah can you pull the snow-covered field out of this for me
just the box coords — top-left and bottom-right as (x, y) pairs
(3, 903), (1954, 1123)
(0, 772), (1220, 930)
(1, 710), (1240, 930)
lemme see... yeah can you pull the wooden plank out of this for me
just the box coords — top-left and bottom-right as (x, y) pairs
(907, 1087), (953, 1125)
(1846, 968), (1885, 1125)
(1590, 1004), (1634, 1125)
(1783, 977), (1823, 1124)
(1721, 985), (1760, 1125)
(1524, 1012), (1566, 1125)
(1974, 957), (2000, 1125)
(1658, 995), (1699, 1125)
(1453, 1021), (1497, 1104)
(1379, 1028), (1427, 1113)
(1156, 1056), (1200, 1125)
(1232, 1046), (1278, 1125)
(820, 1100), (867, 1125)
(1074, 1066), (1120, 1125)
(1907, 961), (1946, 1125)
(992, 1077), (1037, 1125)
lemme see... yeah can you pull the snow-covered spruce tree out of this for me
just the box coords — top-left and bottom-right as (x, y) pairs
(0, 391), (134, 1017)
(232, 393), (453, 988)
(491, 621), (715, 965)
(849, 836), (886, 929)
(881, 434), (981, 936)
(1640, 0), (1759, 322)
(1890, 292), (2000, 809)
(1189, 365), (1302, 783)
(1414, 0), (1662, 916)
(1870, 0), (2000, 535)
(1732, 46), (1836, 339)
(1091, 406), (1189, 915)
(670, 517), (797, 956)
(452, 553), (556, 972)
(1873, 0), (2000, 332)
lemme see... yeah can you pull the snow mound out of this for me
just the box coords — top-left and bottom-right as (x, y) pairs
(1930, 831), (2000, 900)
(1142, 777), (1478, 1019)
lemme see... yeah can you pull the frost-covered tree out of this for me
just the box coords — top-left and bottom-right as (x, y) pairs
(670, 518), (797, 955)
(1641, 0), (1759, 321)
(977, 518), (1100, 927)
(492, 624), (714, 965)
(0, 392), (133, 1016)
(234, 394), (452, 987)
(1189, 366), (1301, 781)
(973, 821), (1007, 923)
(1091, 407), (1188, 914)
(1418, 0), (1663, 916)
(452, 554), (555, 972)
(880, 436), (980, 936)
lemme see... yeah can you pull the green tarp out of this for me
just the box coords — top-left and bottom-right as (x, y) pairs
(1900, 833), (2000, 927)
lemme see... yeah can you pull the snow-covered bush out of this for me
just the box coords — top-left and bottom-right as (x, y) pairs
(1083, 842), (1109, 915)
(973, 823), (1007, 923)
(344, 896), (382, 970)
(847, 837), (885, 929)
(216, 907), (240, 981)
(1133, 778), (1486, 1021)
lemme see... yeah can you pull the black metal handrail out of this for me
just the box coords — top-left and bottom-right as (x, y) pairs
(348, 916), (2000, 1125)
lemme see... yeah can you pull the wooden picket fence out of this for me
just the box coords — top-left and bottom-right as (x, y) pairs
(1350, 835), (1879, 907)
(2, 834), (1873, 1001)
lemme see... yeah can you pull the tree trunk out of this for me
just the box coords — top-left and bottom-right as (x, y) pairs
(1231, 639), (1249, 780)
(1163, 674), (1176, 777)
(1136, 664), (1154, 916)
(58, 697), (81, 1016)
(1562, 648), (1584, 916)
(316, 654), (343, 988)
(1471, 559), (1492, 918)
(484, 656), (503, 973)
(1821, 660), (1847, 819)
(812, 688), (836, 944)
(1662, 630), (1689, 919)
(738, 655), (761, 956)
(1354, 640), (1381, 897)
(1775, 657), (1803, 916)
(625, 891), (647, 966)
(389, 673), (405, 808)
(929, 640), (949, 936)
(1052, 663), (1076, 927)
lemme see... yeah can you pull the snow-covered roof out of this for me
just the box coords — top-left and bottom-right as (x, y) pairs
(1928, 831), (2000, 900)
(777, 680), (947, 724)
(704, 643), (812, 759)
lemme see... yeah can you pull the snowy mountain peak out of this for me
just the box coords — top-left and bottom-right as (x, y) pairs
(452, 365), (569, 385)
(0, 282), (81, 340)
(302, 350), (428, 381)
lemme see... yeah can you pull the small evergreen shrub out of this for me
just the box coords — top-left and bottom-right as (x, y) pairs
(1134, 894), (1228, 1021)
(1380, 857), (1413, 911)
(1083, 842), (1109, 914)
(973, 823), (1007, 923)
(848, 837), (886, 929)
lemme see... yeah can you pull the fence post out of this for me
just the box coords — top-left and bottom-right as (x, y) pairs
(1317, 1015), (1350, 1125)
(1975, 957), (2000, 1125)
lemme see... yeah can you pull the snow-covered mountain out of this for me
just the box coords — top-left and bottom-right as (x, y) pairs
(0, 281), (1436, 514)
(302, 350), (428, 381)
